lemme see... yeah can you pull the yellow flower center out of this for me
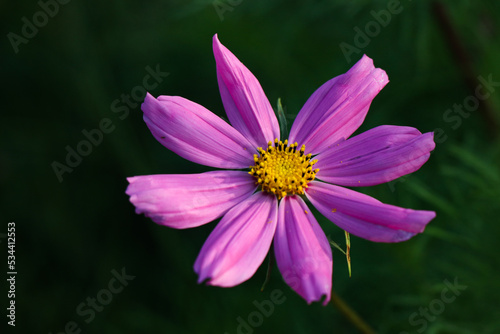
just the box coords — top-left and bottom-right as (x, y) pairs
(249, 139), (319, 200)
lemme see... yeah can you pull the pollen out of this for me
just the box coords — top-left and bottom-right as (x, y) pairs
(249, 139), (319, 200)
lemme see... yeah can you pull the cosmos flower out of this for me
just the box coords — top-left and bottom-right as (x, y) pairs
(126, 34), (436, 305)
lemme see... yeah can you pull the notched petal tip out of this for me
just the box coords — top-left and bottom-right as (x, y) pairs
(302, 277), (331, 306)
(125, 176), (136, 184)
(426, 131), (437, 151)
(141, 92), (155, 113)
(197, 275), (212, 286)
(312, 293), (330, 306)
(359, 54), (389, 88)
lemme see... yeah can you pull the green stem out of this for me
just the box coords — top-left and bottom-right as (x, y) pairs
(331, 291), (376, 334)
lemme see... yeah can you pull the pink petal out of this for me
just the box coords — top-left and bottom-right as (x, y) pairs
(315, 126), (436, 187)
(306, 181), (436, 243)
(274, 196), (332, 305)
(126, 171), (256, 229)
(289, 55), (388, 155)
(213, 34), (280, 148)
(194, 192), (278, 287)
(142, 93), (255, 169)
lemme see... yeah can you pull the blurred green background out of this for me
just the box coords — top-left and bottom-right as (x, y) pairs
(2, 0), (500, 333)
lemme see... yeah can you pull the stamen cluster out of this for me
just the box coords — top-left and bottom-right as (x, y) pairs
(249, 139), (319, 200)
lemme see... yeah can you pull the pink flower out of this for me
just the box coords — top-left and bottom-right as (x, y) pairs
(126, 34), (436, 305)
